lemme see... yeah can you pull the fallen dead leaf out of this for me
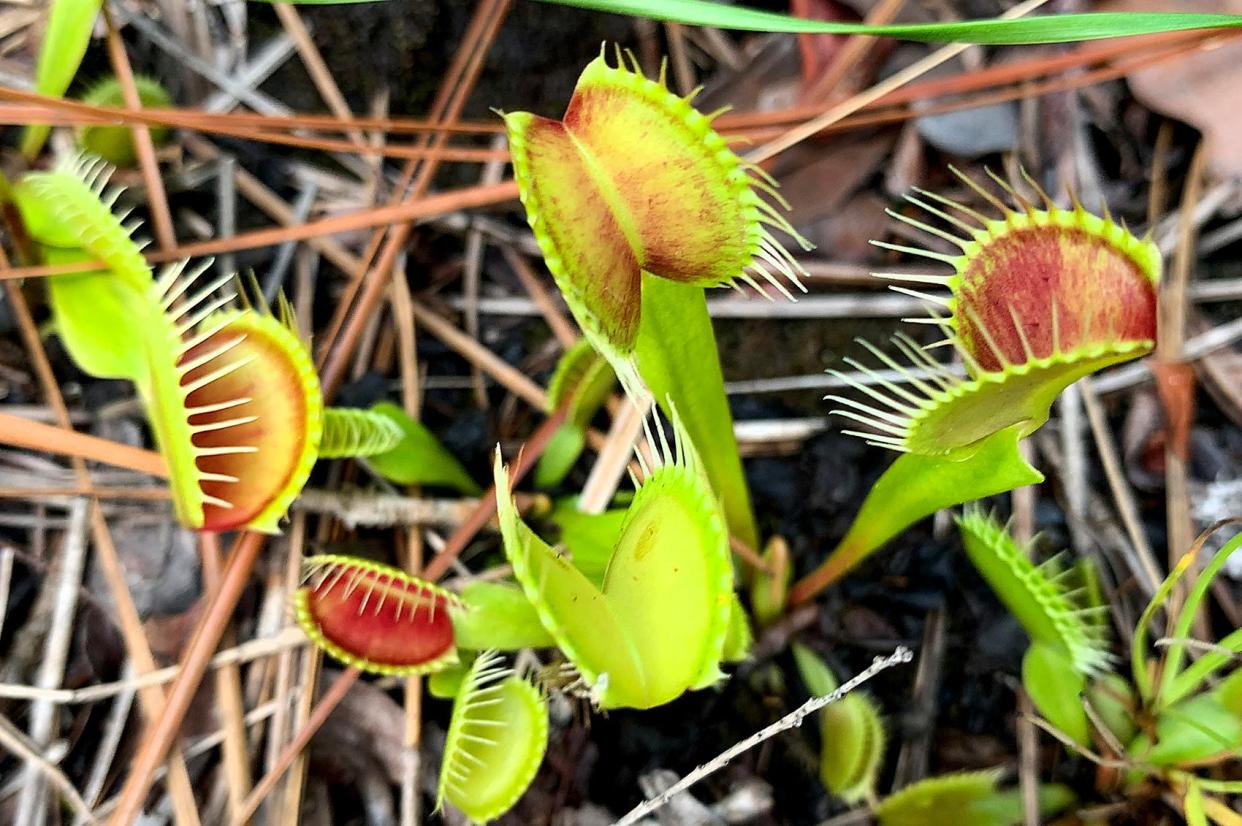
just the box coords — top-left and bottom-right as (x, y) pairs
(1101, 0), (1242, 178)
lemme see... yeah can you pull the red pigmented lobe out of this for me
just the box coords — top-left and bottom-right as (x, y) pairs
(955, 227), (1157, 373)
(305, 565), (456, 669)
(519, 113), (642, 350)
(180, 319), (309, 531)
(564, 83), (749, 284)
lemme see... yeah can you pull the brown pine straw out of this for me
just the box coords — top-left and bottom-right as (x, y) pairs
(317, 0), (513, 398)
(0, 486), (170, 500)
(423, 403), (570, 581)
(0, 28), (1217, 145)
(0, 29), (1230, 288)
(237, 10), (521, 818)
(107, 530), (267, 825)
(0, 412), (166, 477)
(0, 179), (521, 281)
(100, 4), (177, 253)
(230, 665), (362, 826)
(0, 249), (202, 822)
(233, 402), (569, 824)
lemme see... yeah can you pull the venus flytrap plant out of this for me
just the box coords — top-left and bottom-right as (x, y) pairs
(151, 293), (324, 532)
(494, 408), (733, 709)
(10, 154), (413, 531)
(9, 155), (322, 530)
(505, 49), (813, 548)
(1120, 529), (1242, 781)
(792, 172), (1161, 602)
(960, 518), (1242, 818)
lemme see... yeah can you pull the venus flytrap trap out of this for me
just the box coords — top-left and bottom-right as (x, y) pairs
(956, 507), (1112, 746)
(750, 536), (791, 627)
(957, 507), (1111, 677)
(792, 643), (884, 805)
(792, 171), (1161, 601)
(77, 75), (173, 166)
(505, 48), (813, 548)
(10, 154), (423, 532)
(436, 650), (549, 825)
(871, 769), (1074, 826)
(150, 294), (324, 532)
(15, 154), (156, 295)
(317, 406), (405, 459)
(11, 155), (321, 532)
(294, 554), (459, 675)
(494, 408), (733, 709)
(858, 173), (1158, 456)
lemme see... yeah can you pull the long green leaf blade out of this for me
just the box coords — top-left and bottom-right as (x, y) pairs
(536, 0), (1242, 45)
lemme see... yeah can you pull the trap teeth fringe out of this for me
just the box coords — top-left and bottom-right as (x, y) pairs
(157, 259), (217, 309)
(296, 555), (458, 676)
(61, 152), (114, 194)
(176, 335), (246, 377)
(633, 400), (699, 483)
(826, 334), (969, 452)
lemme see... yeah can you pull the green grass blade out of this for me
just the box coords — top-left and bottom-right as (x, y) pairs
(1163, 626), (1242, 709)
(1156, 530), (1242, 706)
(536, 0), (1242, 44)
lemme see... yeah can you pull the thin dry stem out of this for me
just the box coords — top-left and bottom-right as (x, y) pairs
(108, 532), (267, 826)
(199, 534), (254, 818)
(233, 666), (361, 826)
(614, 648), (913, 826)
(747, 0), (1052, 163)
